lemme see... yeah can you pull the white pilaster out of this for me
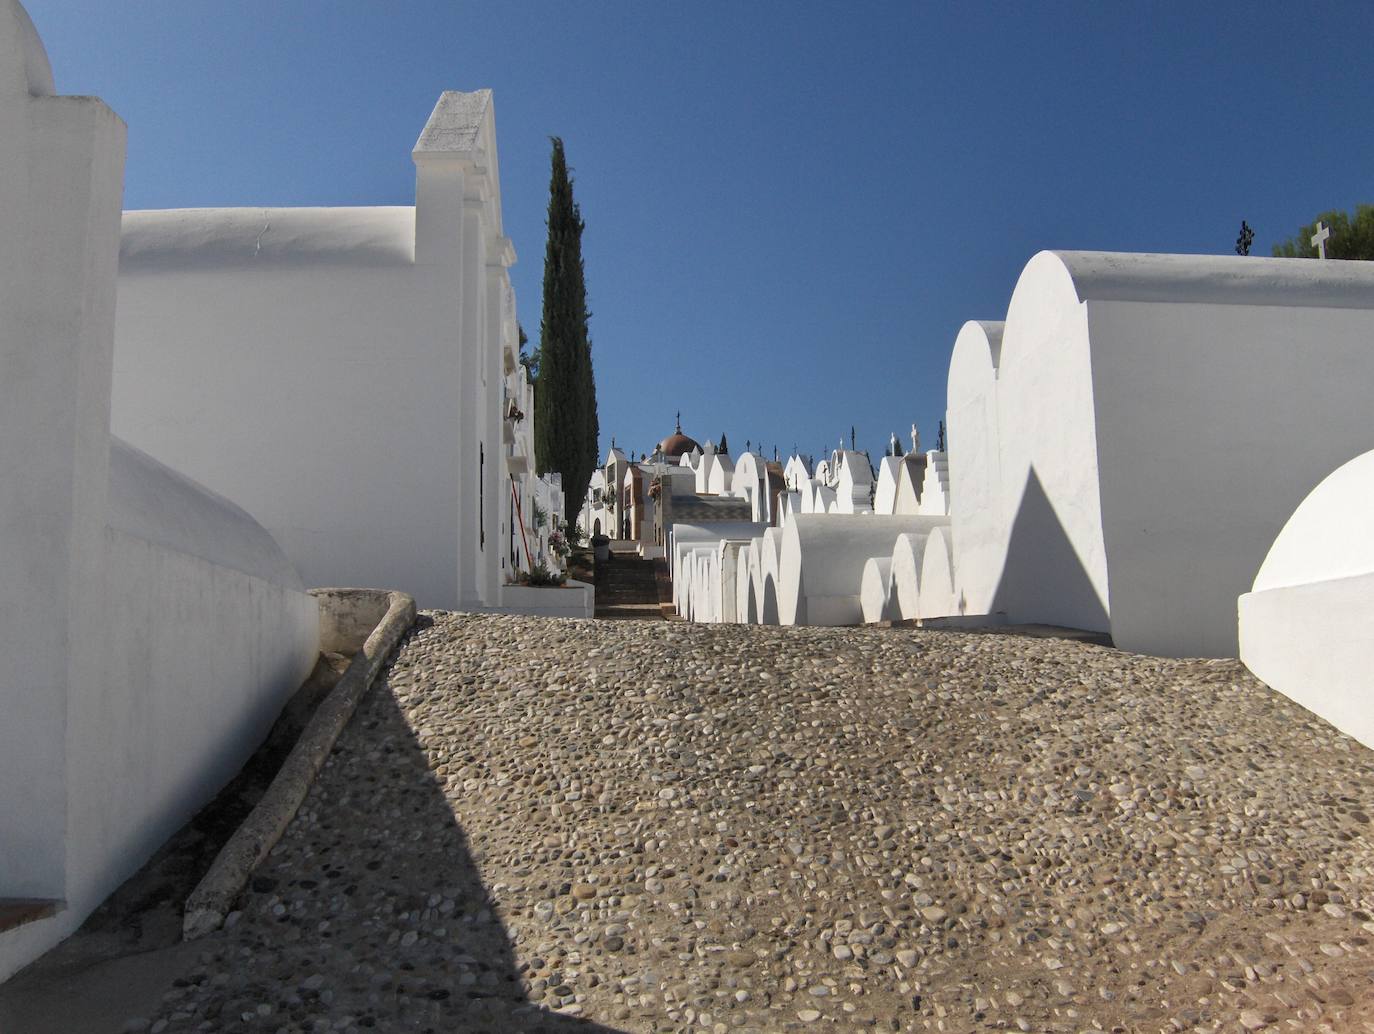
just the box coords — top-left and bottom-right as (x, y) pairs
(0, 0), (126, 899)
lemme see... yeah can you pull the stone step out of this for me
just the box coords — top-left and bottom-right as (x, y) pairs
(595, 555), (664, 619)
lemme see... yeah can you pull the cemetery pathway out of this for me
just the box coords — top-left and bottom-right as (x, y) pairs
(69, 616), (1374, 1032)
(594, 547), (665, 621)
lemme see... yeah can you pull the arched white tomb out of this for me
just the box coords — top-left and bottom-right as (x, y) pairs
(1239, 449), (1374, 749)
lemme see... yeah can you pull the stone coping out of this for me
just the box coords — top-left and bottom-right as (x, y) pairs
(182, 588), (416, 939)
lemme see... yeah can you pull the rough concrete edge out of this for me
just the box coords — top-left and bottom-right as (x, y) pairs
(181, 588), (417, 940)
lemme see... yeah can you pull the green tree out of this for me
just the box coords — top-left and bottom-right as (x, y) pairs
(535, 137), (599, 526)
(1272, 205), (1374, 259)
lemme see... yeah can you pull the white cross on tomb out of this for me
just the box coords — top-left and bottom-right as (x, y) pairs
(1311, 221), (1330, 260)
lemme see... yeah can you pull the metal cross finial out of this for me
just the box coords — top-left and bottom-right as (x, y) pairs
(1312, 221), (1331, 260)
(675, 411), (681, 432)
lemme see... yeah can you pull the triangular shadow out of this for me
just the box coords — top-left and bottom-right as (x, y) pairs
(989, 467), (1110, 634)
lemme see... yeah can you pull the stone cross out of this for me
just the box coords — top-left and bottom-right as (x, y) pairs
(910, 423), (920, 455)
(1312, 221), (1330, 260)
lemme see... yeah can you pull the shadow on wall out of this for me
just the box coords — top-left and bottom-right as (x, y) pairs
(5, 615), (629, 1034)
(761, 575), (780, 626)
(989, 468), (1109, 634)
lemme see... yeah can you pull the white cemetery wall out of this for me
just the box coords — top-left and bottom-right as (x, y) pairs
(982, 250), (1374, 656)
(758, 528), (785, 624)
(918, 451), (950, 517)
(981, 252), (1109, 636)
(778, 515), (939, 626)
(1, 3), (320, 978)
(735, 542), (757, 623)
(1, 0), (123, 922)
(888, 526), (950, 621)
(873, 457), (901, 515)
(114, 93), (516, 612)
(860, 557), (897, 623)
(1088, 298), (1374, 655)
(917, 526), (957, 619)
(945, 320), (1004, 616)
(835, 451), (874, 514)
(730, 453), (769, 523)
(114, 255), (470, 608)
(893, 459), (924, 514)
(77, 440), (319, 929)
(1239, 449), (1374, 748)
(1076, 255), (1374, 656)
(707, 455), (735, 497)
(714, 539), (754, 623)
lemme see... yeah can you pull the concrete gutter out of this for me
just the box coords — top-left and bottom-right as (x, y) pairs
(182, 588), (416, 939)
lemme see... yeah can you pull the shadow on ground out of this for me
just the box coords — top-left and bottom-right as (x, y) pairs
(0, 617), (628, 1033)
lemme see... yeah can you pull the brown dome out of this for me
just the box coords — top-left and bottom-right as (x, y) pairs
(656, 417), (701, 459)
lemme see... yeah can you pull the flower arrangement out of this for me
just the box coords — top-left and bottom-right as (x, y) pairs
(548, 529), (571, 559)
(517, 562), (565, 587)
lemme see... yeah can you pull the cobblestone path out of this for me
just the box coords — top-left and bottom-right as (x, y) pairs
(142, 614), (1374, 1033)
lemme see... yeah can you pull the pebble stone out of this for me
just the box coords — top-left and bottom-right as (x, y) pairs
(142, 613), (1374, 1032)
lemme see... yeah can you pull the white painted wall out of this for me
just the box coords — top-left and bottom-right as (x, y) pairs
(918, 451), (950, 517)
(1084, 273), (1374, 656)
(1, 4), (320, 980)
(888, 527), (950, 621)
(860, 557), (896, 623)
(873, 458), (901, 515)
(917, 526), (957, 619)
(115, 258), (469, 607)
(834, 451), (874, 514)
(982, 252), (1109, 635)
(731, 452), (769, 523)
(1, 0), (122, 919)
(1239, 449), (1374, 748)
(113, 91), (521, 611)
(86, 508), (317, 922)
(893, 459), (924, 515)
(778, 515), (939, 626)
(945, 320), (1003, 615)
(707, 454), (736, 497)
(944, 251), (1374, 656)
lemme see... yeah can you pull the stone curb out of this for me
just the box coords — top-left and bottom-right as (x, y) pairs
(182, 589), (417, 940)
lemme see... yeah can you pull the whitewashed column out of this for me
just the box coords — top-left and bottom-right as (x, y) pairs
(0, 3), (125, 900)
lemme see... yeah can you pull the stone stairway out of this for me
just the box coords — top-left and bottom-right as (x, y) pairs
(594, 545), (664, 620)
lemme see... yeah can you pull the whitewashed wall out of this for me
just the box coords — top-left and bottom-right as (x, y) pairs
(945, 321), (1003, 615)
(951, 251), (1374, 656)
(2, 3), (319, 980)
(114, 92), (520, 611)
(1240, 449), (1374, 748)
(78, 441), (319, 925)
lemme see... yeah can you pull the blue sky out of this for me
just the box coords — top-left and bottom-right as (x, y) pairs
(25, 0), (1374, 463)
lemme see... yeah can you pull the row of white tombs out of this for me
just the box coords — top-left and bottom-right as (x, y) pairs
(665, 249), (1374, 751)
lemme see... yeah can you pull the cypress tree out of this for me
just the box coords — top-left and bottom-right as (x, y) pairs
(534, 137), (598, 525)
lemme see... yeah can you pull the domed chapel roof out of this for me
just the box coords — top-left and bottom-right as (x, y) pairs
(656, 414), (701, 459)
